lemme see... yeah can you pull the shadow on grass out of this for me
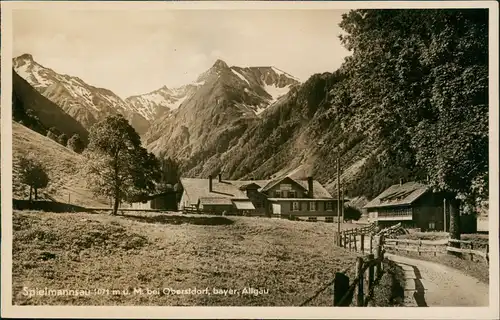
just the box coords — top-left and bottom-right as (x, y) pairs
(13, 199), (90, 213)
(122, 214), (235, 226)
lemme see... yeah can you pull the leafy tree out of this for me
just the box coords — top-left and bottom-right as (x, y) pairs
(68, 134), (85, 153)
(58, 133), (68, 146)
(338, 9), (488, 239)
(157, 157), (181, 190)
(18, 153), (50, 201)
(84, 114), (161, 215)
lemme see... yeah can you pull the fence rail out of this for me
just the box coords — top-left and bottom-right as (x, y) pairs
(335, 222), (377, 248)
(384, 237), (489, 263)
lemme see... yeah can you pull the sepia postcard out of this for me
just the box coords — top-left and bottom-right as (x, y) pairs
(1, 1), (499, 319)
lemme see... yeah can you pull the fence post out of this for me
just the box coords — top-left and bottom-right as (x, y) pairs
(333, 272), (350, 306)
(470, 243), (474, 261)
(379, 234), (385, 269)
(354, 234), (358, 252)
(435, 244), (438, 256)
(418, 240), (422, 256)
(355, 257), (364, 306)
(349, 234), (352, 251)
(367, 253), (375, 294)
(360, 234), (365, 253)
(374, 235), (384, 279)
(344, 232), (348, 248)
(486, 244), (489, 263)
(369, 234), (373, 254)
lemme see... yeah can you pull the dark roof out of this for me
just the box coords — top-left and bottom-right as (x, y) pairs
(238, 182), (262, 191)
(363, 182), (429, 209)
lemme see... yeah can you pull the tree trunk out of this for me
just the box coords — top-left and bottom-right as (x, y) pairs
(112, 195), (120, 216)
(449, 198), (461, 240)
(29, 186), (33, 202)
(34, 188), (38, 200)
(448, 198), (461, 257)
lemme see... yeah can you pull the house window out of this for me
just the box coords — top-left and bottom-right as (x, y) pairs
(325, 201), (333, 211)
(292, 202), (300, 211)
(428, 221), (436, 230)
(289, 191), (297, 198)
(275, 190), (281, 198)
(309, 202), (317, 211)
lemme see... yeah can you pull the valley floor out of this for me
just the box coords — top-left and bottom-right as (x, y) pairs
(12, 211), (361, 306)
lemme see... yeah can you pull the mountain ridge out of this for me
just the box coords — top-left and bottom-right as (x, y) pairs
(13, 53), (150, 134)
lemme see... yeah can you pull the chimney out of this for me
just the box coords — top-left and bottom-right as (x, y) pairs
(218, 172), (222, 182)
(209, 175), (213, 192)
(307, 176), (314, 198)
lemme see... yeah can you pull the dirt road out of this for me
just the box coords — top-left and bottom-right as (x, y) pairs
(385, 253), (489, 307)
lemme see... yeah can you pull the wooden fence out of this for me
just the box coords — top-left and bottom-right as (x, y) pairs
(300, 234), (386, 307)
(384, 238), (489, 263)
(335, 235), (386, 306)
(336, 223), (377, 248)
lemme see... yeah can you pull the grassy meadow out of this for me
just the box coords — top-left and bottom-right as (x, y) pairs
(12, 211), (362, 306)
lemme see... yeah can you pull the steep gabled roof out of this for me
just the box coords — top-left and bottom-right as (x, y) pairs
(363, 181), (429, 209)
(295, 179), (333, 198)
(260, 176), (308, 193)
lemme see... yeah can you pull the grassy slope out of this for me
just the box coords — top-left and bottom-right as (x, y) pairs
(13, 211), (362, 306)
(12, 122), (106, 207)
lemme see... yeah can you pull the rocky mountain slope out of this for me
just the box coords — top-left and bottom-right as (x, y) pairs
(130, 60), (300, 122)
(13, 54), (149, 134)
(12, 69), (89, 143)
(143, 59), (301, 162)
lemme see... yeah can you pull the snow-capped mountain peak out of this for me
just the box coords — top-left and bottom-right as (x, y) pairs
(129, 60), (301, 121)
(13, 54), (150, 134)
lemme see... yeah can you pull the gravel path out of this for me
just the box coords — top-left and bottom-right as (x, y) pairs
(385, 253), (489, 307)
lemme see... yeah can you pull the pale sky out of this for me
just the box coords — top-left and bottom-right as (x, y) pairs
(13, 9), (351, 98)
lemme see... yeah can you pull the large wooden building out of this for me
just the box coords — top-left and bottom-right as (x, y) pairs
(180, 174), (345, 218)
(363, 181), (458, 231)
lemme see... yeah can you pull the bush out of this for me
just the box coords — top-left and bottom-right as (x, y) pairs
(58, 133), (68, 146)
(68, 134), (85, 153)
(370, 259), (405, 306)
